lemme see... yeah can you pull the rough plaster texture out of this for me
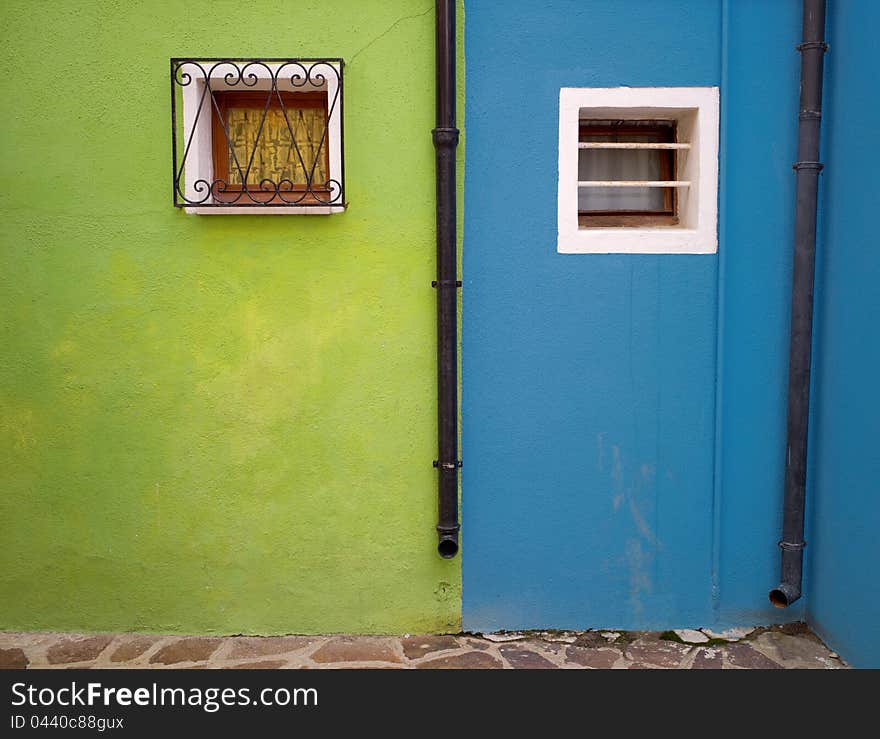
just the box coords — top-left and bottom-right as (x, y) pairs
(0, 1), (464, 634)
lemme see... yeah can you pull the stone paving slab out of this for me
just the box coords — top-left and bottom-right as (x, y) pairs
(0, 624), (847, 670)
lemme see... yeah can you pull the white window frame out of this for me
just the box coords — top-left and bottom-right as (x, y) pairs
(557, 87), (719, 254)
(178, 62), (344, 215)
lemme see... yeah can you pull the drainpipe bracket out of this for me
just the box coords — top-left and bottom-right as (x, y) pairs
(433, 459), (462, 470)
(778, 539), (807, 551)
(793, 161), (824, 172)
(432, 279), (462, 289)
(796, 41), (828, 52)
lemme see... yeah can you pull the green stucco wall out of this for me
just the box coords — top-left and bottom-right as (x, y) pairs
(0, 1), (463, 634)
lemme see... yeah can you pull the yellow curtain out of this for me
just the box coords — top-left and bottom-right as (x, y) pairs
(226, 106), (327, 187)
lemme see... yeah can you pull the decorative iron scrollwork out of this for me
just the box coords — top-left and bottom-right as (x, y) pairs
(170, 58), (345, 208)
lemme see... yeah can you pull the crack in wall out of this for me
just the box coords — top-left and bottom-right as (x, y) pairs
(349, 5), (434, 65)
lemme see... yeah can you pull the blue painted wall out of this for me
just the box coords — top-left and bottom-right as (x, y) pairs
(807, 0), (880, 669)
(463, 0), (803, 631)
(714, 0), (802, 627)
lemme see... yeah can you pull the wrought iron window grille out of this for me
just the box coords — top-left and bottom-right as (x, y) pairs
(170, 58), (345, 211)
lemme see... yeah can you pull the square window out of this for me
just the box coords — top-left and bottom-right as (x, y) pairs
(210, 91), (330, 203)
(171, 59), (345, 214)
(558, 87), (719, 254)
(578, 120), (678, 227)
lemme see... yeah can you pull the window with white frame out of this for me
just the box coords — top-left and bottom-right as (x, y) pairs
(557, 87), (719, 254)
(171, 58), (345, 215)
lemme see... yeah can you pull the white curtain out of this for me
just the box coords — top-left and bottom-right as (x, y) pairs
(577, 147), (664, 212)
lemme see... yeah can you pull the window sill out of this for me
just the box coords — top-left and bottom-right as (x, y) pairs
(184, 205), (346, 215)
(579, 214), (679, 228)
(559, 227), (715, 255)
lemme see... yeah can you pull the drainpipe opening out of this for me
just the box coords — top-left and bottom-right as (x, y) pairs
(437, 529), (460, 559)
(769, 583), (801, 609)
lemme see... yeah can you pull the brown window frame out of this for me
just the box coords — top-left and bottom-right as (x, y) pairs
(210, 90), (331, 204)
(578, 120), (678, 228)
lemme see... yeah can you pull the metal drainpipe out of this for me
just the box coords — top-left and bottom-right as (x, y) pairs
(432, 0), (461, 558)
(770, 0), (828, 608)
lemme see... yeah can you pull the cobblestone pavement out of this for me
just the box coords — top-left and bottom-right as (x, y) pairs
(0, 623), (846, 669)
